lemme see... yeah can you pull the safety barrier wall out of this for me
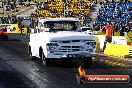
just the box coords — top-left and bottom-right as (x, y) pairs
(114, 32), (120, 36)
(104, 43), (131, 57)
(94, 35), (127, 51)
(93, 36), (100, 53)
(0, 24), (33, 34)
(94, 35), (132, 51)
(126, 36), (132, 46)
(96, 31), (104, 35)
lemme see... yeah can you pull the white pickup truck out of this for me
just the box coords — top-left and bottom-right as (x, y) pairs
(28, 18), (96, 66)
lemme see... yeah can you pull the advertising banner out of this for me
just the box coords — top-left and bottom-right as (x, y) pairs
(0, 24), (28, 34)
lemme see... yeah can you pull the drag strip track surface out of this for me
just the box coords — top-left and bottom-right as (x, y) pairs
(0, 34), (132, 88)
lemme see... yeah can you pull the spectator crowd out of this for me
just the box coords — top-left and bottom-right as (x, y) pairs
(35, 0), (94, 24)
(95, 0), (132, 32)
(0, 0), (132, 33)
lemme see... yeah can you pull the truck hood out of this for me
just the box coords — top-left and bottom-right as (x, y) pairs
(40, 31), (94, 41)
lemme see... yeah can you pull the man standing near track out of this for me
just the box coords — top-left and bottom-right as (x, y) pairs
(18, 22), (24, 36)
(103, 22), (114, 51)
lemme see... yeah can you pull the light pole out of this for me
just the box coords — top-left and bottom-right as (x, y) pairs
(63, 2), (66, 17)
(2, 0), (4, 15)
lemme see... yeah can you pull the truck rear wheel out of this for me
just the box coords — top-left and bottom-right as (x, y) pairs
(28, 46), (36, 60)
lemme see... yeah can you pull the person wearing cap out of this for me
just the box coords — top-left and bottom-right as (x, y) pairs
(103, 22), (114, 51)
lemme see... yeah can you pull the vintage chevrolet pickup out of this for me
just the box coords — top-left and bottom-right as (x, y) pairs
(28, 18), (96, 66)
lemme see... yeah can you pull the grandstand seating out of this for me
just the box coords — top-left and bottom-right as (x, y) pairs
(95, 1), (132, 31)
(36, 0), (93, 23)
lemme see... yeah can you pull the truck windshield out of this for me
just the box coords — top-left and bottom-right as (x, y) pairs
(44, 21), (81, 32)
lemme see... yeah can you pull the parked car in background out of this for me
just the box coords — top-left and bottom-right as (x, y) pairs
(81, 26), (98, 35)
(0, 26), (8, 40)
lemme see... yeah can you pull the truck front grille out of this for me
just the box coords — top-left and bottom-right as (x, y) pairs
(56, 46), (84, 52)
(52, 40), (95, 53)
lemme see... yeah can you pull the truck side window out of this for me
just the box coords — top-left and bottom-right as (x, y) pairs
(75, 22), (81, 32)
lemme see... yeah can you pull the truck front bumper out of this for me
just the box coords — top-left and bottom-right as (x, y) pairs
(46, 52), (95, 59)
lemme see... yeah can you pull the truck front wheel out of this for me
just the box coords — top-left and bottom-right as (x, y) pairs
(41, 52), (49, 66)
